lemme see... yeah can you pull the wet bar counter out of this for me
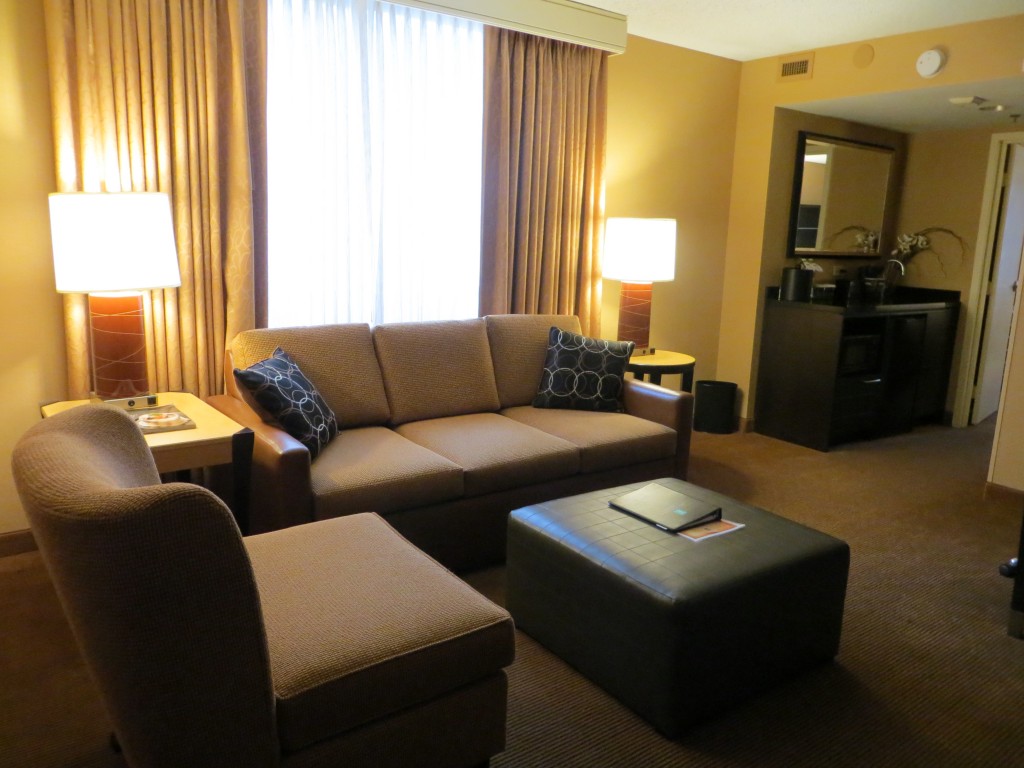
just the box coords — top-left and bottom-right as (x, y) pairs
(754, 287), (960, 451)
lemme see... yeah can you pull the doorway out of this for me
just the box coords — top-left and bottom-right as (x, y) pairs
(954, 132), (1024, 428)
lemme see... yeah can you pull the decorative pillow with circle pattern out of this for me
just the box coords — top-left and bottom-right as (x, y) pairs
(532, 327), (635, 412)
(234, 347), (338, 459)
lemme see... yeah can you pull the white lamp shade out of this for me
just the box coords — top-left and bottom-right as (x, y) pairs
(603, 218), (676, 283)
(49, 192), (181, 293)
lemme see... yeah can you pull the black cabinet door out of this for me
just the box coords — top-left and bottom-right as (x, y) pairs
(914, 307), (960, 421)
(880, 314), (926, 434)
(756, 299), (959, 451)
(755, 303), (842, 451)
(830, 374), (884, 444)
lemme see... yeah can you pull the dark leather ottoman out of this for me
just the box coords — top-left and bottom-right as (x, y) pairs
(506, 478), (850, 737)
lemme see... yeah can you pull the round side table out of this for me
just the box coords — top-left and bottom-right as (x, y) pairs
(626, 350), (696, 392)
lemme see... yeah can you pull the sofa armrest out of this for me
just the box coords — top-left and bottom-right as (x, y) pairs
(206, 394), (315, 533)
(622, 379), (694, 479)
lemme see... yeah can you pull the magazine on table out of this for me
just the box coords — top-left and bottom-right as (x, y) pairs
(129, 404), (196, 434)
(679, 519), (745, 542)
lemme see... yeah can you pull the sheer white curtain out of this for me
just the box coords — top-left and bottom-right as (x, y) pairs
(267, 0), (483, 327)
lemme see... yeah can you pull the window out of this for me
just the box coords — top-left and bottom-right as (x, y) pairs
(267, 0), (483, 327)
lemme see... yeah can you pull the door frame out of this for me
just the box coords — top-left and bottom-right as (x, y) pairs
(952, 130), (1024, 427)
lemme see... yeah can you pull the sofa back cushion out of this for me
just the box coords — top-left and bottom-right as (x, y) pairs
(229, 324), (390, 428)
(484, 314), (582, 408)
(373, 319), (501, 425)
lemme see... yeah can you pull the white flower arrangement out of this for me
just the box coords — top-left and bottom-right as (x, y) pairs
(892, 232), (932, 259)
(854, 231), (878, 253)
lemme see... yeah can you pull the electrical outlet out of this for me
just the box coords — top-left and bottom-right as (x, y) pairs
(833, 266), (849, 278)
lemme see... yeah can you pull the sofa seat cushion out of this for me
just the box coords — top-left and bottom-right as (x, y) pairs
(502, 405), (677, 473)
(396, 413), (579, 497)
(310, 427), (463, 519)
(245, 513), (515, 753)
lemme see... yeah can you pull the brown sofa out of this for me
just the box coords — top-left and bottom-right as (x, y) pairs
(208, 313), (693, 571)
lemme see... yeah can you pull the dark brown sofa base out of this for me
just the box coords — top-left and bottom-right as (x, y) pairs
(208, 387), (688, 571)
(382, 458), (679, 572)
(282, 673), (508, 767)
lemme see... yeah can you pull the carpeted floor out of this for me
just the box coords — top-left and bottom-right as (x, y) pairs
(3, 421), (1023, 767)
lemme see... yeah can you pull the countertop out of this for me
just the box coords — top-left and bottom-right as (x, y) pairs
(766, 286), (960, 316)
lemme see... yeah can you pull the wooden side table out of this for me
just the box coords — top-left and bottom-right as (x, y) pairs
(40, 392), (254, 534)
(626, 350), (696, 392)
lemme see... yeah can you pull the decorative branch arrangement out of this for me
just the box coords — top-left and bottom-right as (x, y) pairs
(890, 227), (967, 276)
(825, 225), (878, 253)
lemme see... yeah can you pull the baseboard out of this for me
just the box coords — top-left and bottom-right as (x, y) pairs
(0, 529), (37, 558)
(738, 416), (755, 433)
(984, 482), (1024, 505)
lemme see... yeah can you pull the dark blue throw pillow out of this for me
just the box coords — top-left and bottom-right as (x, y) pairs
(533, 327), (635, 412)
(234, 348), (338, 459)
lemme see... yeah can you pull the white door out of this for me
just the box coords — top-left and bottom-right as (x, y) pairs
(988, 248), (1024, 490)
(972, 144), (1024, 424)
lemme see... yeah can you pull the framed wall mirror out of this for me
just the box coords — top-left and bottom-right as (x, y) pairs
(787, 132), (895, 258)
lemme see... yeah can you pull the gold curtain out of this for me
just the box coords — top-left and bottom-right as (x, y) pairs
(480, 27), (608, 336)
(44, 0), (264, 399)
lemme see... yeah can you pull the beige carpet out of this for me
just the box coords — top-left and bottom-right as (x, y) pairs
(3, 421), (1023, 767)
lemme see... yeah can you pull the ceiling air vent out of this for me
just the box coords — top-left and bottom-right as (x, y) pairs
(778, 52), (814, 81)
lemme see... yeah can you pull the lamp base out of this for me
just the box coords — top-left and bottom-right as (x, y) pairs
(92, 394), (161, 410)
(88, 293), (150, 400)
(616, 282), (653, 349)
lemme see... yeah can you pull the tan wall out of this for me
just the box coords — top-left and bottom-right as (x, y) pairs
(603, 36), (740, 389)
(0, 0), (64, 535)
(750, 108), (907, 410)
(721, 14), (1024, 418)
(758, 118), (1013, 420)
(898, 125), (1015, 413)
(898, 126), (1001, 292)
(761, 108), (907, 296)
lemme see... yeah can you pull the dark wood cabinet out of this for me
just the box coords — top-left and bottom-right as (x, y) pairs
(755, 292), (959, 451)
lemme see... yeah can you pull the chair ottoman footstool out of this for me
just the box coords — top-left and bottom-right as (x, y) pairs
(506, 478), (850, 737)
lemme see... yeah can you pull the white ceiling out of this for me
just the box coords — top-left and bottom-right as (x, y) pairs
(584, 0), (1024, 132)
(788, 77), (1024, 134)
(584, 0), (1024, 61)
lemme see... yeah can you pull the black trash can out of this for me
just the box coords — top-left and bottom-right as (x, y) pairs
(780, 267), (813, 302)
(694, 380), (737, 434)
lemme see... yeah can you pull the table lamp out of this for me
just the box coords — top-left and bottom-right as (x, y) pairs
(603, 218), (676, 350)
(48, 192), (181, 402)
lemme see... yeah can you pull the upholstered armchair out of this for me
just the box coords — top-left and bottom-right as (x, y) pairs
(12, 405), (515, 768)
